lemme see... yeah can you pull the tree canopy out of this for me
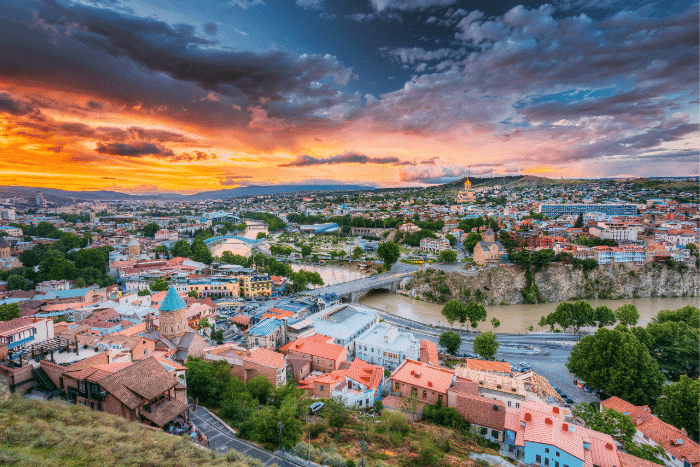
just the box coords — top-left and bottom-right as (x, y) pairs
(465, 301), (487, 331)
(439, 249), (457, 263)
(654, 375), (699, 440)
(377, 241), (400, 270)
(441, 300), (466, 329)
(615, 304), (640, 327)
(439, 331), (461, 355)
(473, 331), (500, 360)
(566, 328), (665, 406)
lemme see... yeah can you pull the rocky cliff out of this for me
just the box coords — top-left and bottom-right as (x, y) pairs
(409, 264), (700, 305)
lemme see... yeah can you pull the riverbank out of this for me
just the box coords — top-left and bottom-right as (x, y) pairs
(408, 263), (699, 306)
(359, 290), (699, 333)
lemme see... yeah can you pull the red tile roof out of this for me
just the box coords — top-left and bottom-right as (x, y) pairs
(280, 335), (345, 360)
(617, 451), (665, 467)
(466, 359), (511, 374)
(245, 347), (286, 369)
(602, 397), (699, 467)
(391, 359), (455, 395)
(419, 339), (439, 365)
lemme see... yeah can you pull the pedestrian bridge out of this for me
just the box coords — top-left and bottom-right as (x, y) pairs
(204, 235), (265, 247)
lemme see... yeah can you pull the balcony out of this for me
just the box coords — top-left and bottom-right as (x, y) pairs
(7, 336), (34, 350)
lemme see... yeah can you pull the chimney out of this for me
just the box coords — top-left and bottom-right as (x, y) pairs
(605, 443), (613, 451)
(553, 407), (560, 414)
(562, 423), (568, 431)
(428, 381), (433, 387)
(525, 413), (532, 422)
(545, 418), (552, 425)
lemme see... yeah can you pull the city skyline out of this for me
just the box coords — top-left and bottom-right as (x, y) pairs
(1, 0), (698, 194)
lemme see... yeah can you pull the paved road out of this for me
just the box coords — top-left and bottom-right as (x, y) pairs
(188, 403), (298, 467)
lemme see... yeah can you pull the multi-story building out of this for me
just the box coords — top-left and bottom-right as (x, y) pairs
(189, 278), (240, 298)
(355, 321), (420, 370)
(419, 237), (451, 253)
(390, 358), (455, 406)
(592, 246), (646, 265)
(282, 334), (348, 373)
(538, 203), (637, 217)
(0, 225), (22, 236)
(246, 318), (285, 349)
(589, 226), (638, 242)
(154, 229), (179, 241)
(298, 358), (384, 409)
(309, 304), (379, 357)
(204, 343), (287, 388)
(0, 317), (54, 350)
(239, 274), (273, 298)
(602, 397), (699, 467)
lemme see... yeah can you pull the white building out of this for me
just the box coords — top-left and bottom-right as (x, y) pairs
(35, 280), (71, 293)
(0, 225), (21, 236)
(589, 226), (638, 242)
(419, 237), (451, 253)
(593, 246), (646, 265)
(155, 229), (179, 241)
(0, 317), (55, 350)
(309, 304), (379, 357)
(355, 321), (420, 370)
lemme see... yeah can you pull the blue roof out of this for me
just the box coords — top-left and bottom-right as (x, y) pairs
(52, 287), (97, 298)
(248, 318), (283, 336)
(159, 286), (186, 312)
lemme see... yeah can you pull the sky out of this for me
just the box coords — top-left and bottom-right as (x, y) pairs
(0, 0), (698, 194)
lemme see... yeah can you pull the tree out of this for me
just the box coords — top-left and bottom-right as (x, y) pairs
(573, 403), (635, 445)
(462, 233), (482, 254)
(197, 317), (211, 331)
(439, 250), (457, 263)
(532, 249), (555, 268)
(0, 303), (20, 321)
(301, 244), (312, 258)
(6, 274), (28, 291)
(653, 305), (699, 328)
(377, 241), (400, 270)
(190, 239), (212, 264)
(445, 234), (456, 246)
(574, 213), (584, 228)
(352, 246), (364, 259)
(566, 329), (665, 406)
(401, 391), (421, 423)
(170, 240), (191, 258)
(646, 321), (699, 380)
(141, 222), (160, 237)
(473, 331), (500, 360)
(324, 396), (351, 434)
(441, 300), (466, 329)
(256, 232), (267, 240)
(491, 317), (501, 330)
(616, 304), (640, 327)
(138, 288), (151, 296)
(654, 375), (699, 440)
(149, 278), (169, 292)
(594, 305), (617, 328)
(75, 277), (86, 288)
(465, 301), (487, 331)
(247, 375), (273, 404)
(188, 290), (199, 298)
(439, 331), (461, 355)
(541, 301), (595, 333)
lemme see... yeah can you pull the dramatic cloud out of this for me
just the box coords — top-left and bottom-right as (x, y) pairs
(279, 152), (408, 167)
(220, 175), (254, 186)
(95, 141), (174, 157)
(370, 0), (457, 12)
(202, 22), (217, 35)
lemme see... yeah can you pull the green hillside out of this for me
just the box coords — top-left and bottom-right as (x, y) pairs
(0, 396), (258, 467)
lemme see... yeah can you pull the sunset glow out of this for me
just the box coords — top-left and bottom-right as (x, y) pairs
(1, 0), (698, 193)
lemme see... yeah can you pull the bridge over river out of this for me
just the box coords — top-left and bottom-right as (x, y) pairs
(305, 271), (413, 302)
(204, 235), (265, 247)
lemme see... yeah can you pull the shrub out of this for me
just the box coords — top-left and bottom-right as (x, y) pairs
(308, 421), (328, 439)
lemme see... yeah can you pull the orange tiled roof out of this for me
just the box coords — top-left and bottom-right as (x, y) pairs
(419, 339), (439, 365)
(602, 397), (699, 466)
(391, 359), (455, 395)
(466, 359), (511, 374)
(244, 347), (286, 369)
(280, 335), (345, 360)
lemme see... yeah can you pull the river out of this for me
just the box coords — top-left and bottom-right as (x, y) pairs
(358, 291), (700, 333)
(209, 221), (267, 257)
(290, 263), (368, 287)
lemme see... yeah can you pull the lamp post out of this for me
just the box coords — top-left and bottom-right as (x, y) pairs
(277, 421), (283, 451)
(359, 440), (368, 467)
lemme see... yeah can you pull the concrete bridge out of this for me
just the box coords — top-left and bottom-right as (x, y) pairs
(306, 271), (412, 302)
(204, 235), (265, 248)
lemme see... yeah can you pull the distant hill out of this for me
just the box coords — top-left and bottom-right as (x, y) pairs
(0, 184), (375, 203)
(430, 175), (588, 193)
(0, 395), (254, 466)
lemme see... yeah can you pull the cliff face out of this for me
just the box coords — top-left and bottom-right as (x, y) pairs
(409, 264), (700, 305)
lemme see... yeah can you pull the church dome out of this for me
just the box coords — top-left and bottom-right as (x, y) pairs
(159, 286), (186, 312)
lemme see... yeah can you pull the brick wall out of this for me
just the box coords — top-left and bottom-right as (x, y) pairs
(130, 339), (156, 359)
(391, 377), (446, 406)
(40, 360), (66, 388)
(288, 347), (347, 373)
(0, 364), (35, 394)
(185, 334), (207, 359)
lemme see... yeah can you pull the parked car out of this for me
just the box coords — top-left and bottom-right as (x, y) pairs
(563, 397), (574, 404)
(558, 393), (568, 400)
(552, 386), (561, 394)
(309, 402), (325, 415)
(583, 384), (592, 392)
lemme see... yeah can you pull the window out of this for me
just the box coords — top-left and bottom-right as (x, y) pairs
(545, 449), (549, 454)
(480, 427), (488, 436)
(329, 361), (332, 367)
(422, 390), (427, 398)
(507, 401), (511, 407)
(556, 452), (560, 457)
(395, 382), (400, 390)
(545, 459), (549, 466)
(556, 463), (559, 467)
(438, 395), (443, 404)
(536, 455), (542, 464)
(320, 386), (324, 391)
(516, 402), (520, 409)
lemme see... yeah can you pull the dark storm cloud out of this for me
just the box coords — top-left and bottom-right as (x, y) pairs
(171, 151), (218, 162)
(202, 22), (217, 35)
(27, 0), (355, 105)
(279, 152), (409, 167)
(0, 92), (39, 116)
(96, 141), (174, 157)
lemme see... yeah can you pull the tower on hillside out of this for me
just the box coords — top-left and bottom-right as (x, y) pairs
(127, 237), (140, 258)
(159, 286), (188, 340)
(483, 228), (495, 243)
